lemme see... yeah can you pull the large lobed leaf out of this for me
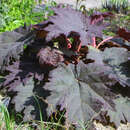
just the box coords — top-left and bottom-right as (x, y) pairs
(105, 96), (130, 126)
(87, 46), (130, 87)
(0, 29), (34, 71)
(2, 58), (47, 121)
(33, 6), (106, 46)
(102, 47), (130, 87)
(44, 47), (130, 127)
(8, 75), (48, 121)
(11, 77), (35, 121)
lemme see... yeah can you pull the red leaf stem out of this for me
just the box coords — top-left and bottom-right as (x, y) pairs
(77, 42), (82, 52)
(96, 36), (114, 49)
(92, 37), (96, 47)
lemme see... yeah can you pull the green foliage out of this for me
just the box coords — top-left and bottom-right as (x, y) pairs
(103, 30), (116, 36)
(103, 13), (130, 35)
(0, 0), (36, 32)
(0, 101), (15, 130)
(97, 6), (130, 36)
(0, 0), (55, 33)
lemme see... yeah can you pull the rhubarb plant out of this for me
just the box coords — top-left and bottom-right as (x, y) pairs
(0, 5), (130, 129)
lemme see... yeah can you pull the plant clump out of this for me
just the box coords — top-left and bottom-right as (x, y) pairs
(0, 5), (130, 129)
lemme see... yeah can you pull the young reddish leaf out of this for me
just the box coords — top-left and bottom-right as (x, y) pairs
(37, 46), (64, 67)
(90, 12), (113, 24)
(117, 28), (130, 42)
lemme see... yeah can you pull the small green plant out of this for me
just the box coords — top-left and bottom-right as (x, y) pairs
(0, 0), (56, 33)
(0, 0), (36, 32)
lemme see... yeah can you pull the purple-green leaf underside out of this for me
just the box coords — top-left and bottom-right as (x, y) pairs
(11, 77), (35, 121)
(44, 47), (130, 127)
(87, 46), (130, 87)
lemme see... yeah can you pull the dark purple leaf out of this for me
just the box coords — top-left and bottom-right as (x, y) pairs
(96, 96), (130, 127)
(102, 47), (130, 87)
(0, 30), (34, 71)
(1, 59), (46, 121)
(90, 12), (113, 24)
(44, 46), (130, 127)
(37, 46), (64, 67)
(3, 59), (44, 88)
(117, 28), (130, 42)
(7, 75), (48, 122)
(33, 6), (106, 46)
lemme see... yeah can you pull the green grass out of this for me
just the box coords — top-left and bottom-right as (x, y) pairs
(0, 101), (16, 130)
(0, 100), (67, 130)
(0, 95), (88, 130)
(0, 94), (68, 130)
